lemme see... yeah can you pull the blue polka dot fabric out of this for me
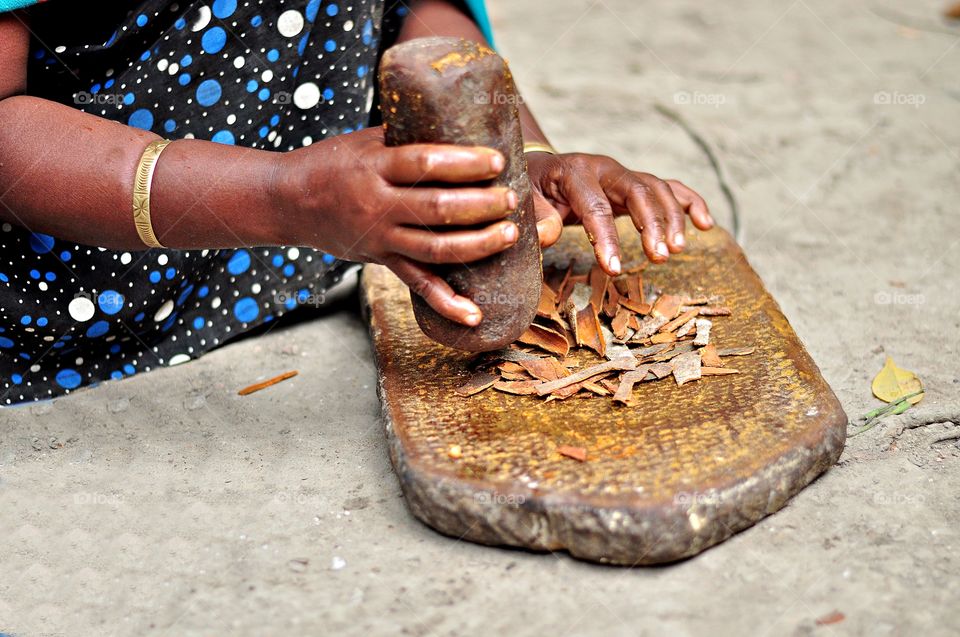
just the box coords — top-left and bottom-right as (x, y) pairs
(0, 0), (417, 405)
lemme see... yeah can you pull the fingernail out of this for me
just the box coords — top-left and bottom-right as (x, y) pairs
(608, 255), (621, 274)
(455, 296), (482, 325)
(502, 223), (518, 242)
(489, 152), (505, 173)
(506, 190), (518, 210)
(674, 233), (685, 247)
(656, 241), (669, 257)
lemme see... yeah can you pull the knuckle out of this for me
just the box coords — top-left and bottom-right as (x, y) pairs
(586, 199), (613, 220)
(425, 238), (448, 263)
(417, 151), (436, 176)
(408, 275), (434, 299)
(627, 183), (655, 205)
(430, 192), (452, 224)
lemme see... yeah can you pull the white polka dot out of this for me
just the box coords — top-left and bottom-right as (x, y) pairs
(211, 296), (222, 309)
(168, 63), (180, 75)
(261, 69), (273, 82)
(287, 247), (300, 260)
(227, 114), (237, 125)
(233, 56), (245, 69)
(68, 296), (96, 322)
(191, 6), (211, 32)
(157, 59), (169, 72)
(293, 82), (321, 110)
(158, 254), (169, 266)
(343, 20), (354, 32)
(154, 299), (174, 322)
(168, 353), (191, 366)
(38, 282), (48, 291)
(302, 136), (313, 146)
(277, 10), (305, 37)
(251, 283), (262, 294)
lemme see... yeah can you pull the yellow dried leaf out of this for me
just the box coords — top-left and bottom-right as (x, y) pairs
(871, 357), (923, 405)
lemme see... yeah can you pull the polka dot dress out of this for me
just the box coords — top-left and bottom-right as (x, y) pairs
(0, 0), (412, 405)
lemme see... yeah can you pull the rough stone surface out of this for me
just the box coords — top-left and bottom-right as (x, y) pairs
(1, 0), (958, 634)
(380, 37), (542, 352)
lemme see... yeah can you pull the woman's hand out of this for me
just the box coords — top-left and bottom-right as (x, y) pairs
(525, 151), (714, 275)
(279, 127), (518, 327)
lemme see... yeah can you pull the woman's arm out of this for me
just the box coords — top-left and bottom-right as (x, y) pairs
(0, 14), (518, 325)
(0, 16), (291, 249)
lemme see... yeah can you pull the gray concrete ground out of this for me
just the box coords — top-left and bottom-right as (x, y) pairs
(2, 1), (959, 635)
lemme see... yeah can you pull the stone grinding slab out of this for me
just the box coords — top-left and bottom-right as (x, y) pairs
(360, 220), (846, 565)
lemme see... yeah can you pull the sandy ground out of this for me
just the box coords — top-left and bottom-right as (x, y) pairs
(2, 1), (959, 635)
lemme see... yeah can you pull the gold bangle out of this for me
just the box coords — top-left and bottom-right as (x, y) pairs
(133, 139), (171, 249)
(523, 141), (558, 155)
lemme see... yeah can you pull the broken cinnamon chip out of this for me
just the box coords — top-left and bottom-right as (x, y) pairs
(618, 298), (651, 315)
(568, 282), (593, 311)
(599, 378), (621, 393)
(611, 306), (632, 340)
(651, 293), (683, 320)
(672, 351), (702, 386)
(455, 371), (499, 397)
(633, 315), (669, 340)
(563, 300), (580, 346)
(519, 357), (568, 382)
(815, 611), (845, 626)
(601, 325), (632, 361)
(534, 357), (637, 396)
(716, 346), (756, 357)
(648, 362), (674, 379)
(602, 279), (621, 318)
(686, 305), (731, 316)
(556, 260), (577, 306)
(660, 308), (700, 334)
(582, 380), (610, 396)
(676, 317), (697, 338)
(589, 265), (609, 310)
(536, 284), (558, 319)
(493, 380), (540, 395)
(693, 318), (712, 347)
(557, 445), (587, 461)
(497, 361), (527, 374)
(625, 273), (644, 304)
(701, 367), (740, 376)
(647, 342), (696, 363)
(700, 343), (724, 368)
(517, 323), (570, 358)
(575, 303), (606, 357)
(613, 365), (652, 406)
(633, 342), (671, 358)
(238, 370), (298, 396)
(649, 332), (678, 345)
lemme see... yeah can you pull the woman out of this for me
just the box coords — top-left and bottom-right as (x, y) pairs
(0, 0), (713, 405)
